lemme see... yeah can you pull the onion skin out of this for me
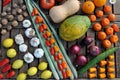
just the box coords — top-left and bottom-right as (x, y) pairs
(83, 36), (94, 45)
(89, 46), (100, 56)
(70, 45), (81, 55)
(74, 55), (88, 66)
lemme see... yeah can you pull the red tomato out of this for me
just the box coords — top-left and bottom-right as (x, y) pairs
(40, 0), (55, 9)
(0, 74), (3, 79)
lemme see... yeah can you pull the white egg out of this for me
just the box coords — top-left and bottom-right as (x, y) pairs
(34, 48), (44, 58)
(24, 52), (34, 63)
(15, 34), (24, 45)
(19, 44), (28, 52)
(30, 37), (40, 47)
(23, 19), (31, 28)
(25, 28), (35, 38)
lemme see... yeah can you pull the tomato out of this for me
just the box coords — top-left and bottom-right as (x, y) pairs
(40, 0), (55, 10)
(0, 74), (3, 79)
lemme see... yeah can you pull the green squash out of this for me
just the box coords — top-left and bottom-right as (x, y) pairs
(59, 15), (91, 41)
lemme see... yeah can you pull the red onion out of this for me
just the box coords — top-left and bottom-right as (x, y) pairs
(70, 45), (80, 55)
(74, 55), (88, 66)
(89, 46), (100, 56)
(83, 36), (94, 45)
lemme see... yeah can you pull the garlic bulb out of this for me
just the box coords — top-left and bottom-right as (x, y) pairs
(19, 44), (28, 52)
(30, 37), (40, 47)
(34, 48), (44, 58)
(24, 52), (34, 63)
(15, 34), (24, 45)
(25, 28), (35, 38)
(23, 19), (31, 28)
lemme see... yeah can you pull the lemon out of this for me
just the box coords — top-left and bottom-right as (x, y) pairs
(17, 73), (27, 80)
(2, 38), (14, 48)
(40, 70), (52, 79)
(38, 62), (48, 71)
(7, 48), (17, 58)
(27, 67), (37, 76)
(12, 59), (23, 69)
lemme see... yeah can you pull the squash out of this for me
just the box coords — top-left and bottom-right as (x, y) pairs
(49, 0), (80, 23)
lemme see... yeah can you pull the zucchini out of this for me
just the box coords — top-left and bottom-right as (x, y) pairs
(78, 47), (119, 74)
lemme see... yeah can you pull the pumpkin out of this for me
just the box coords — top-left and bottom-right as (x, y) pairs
(82, 1), (95, 14)
(93, 0), (106, 7)
(59, 15), (91, 41)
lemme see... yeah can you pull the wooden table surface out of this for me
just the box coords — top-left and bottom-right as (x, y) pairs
(0, 0), (120, 79)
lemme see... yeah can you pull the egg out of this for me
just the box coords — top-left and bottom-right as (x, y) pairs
(15, 34), (24, 45)
(25, 28), (35, 38)
(23, 19), (31, 28)
(24, 52), (34, 63)
(34, 48), (44, 58)
(30, 37), (40, 47)
(19, 44), (28, 52)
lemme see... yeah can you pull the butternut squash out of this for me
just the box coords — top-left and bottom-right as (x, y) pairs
(49, 0), (80, 23)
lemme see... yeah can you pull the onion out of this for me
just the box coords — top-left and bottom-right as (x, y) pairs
(74, 55), (88, 66)
(70, 45), (80, 55)
(89, 46), (100, 56)
(83, 36), (94, 45)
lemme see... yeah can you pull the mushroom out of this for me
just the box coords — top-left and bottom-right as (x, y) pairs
(17, 9), (22, 14)
(15, 34), (24, 45)
(6, 7), (11, 12)
(25, 28), (35, 38)
(13, 3), (18, 8)
(34, 48), (44, 58)
(17, 15), (24, 21)
(7, 25), (12, 31)
(12, 20), (18, 27)
(24, 52), (34, 63)
(19, 44), (28, 52)
(23, 19), (31, 28)
(1, 12), (7, 17)
(1, 19), (8, 26)
(30, 37), (40, 47)
(7, 15), (14, 21)
(23, 12), (28, 17)
(22, 5), (26, 10)
(12, 10), (17, 16)
(0, 24), (2, 28)
(19, 0), (24, 4)
(1, 29), (7, 35)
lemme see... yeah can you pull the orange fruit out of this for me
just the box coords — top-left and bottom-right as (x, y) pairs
(102, 39), (111, 48)
(89, 15), (96, 22)
(82, 1), (95, 14)
(101, 18), (110, 27)
(110, 35), (119, 43)
(93, 23), (102, 31)
(96, 10), (104, 18)
(98, 32), (107, 40)
(111, 24), (119, 32)
(108, 14), (116, 21)
(104, 5), (112, 13)
(93, 0), (106, 7)
(105, 27), (114, 35)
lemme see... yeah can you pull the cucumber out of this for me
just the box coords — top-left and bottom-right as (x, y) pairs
(78, 47), (119, 74)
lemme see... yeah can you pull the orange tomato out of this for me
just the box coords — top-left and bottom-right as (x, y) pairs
(111, 24), (119, 32)
(104, 5), (112, 13)
(96, 10), (104, 18)
(108, 14), (116, 21)
(93, 23), (102, 31)
(98, 32), (107, 40)
(102, 39), (112, 48)
(89, 15), (96, 22)
(101, 18), (110, 27)
(110, 35), (119, 43)
(105, 27), (114, 35)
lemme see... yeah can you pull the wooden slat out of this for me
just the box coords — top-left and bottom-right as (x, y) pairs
(114, 0), (120, 14)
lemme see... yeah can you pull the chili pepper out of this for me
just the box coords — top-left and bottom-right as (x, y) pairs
(50, 47), (55, 55)
(61, 60), (67, 69)
(50, 38), (55, 44)
(2, 64), (11, 73)
(0, 58), (9, 67)
(54, 55), (58, 61)
(58, 52), (63, 60)
(35, 16), (43, 24)
(58, 62), (63, 71)
(66, 69), (72, 77)
(54, 46), (59, 52)
(45, 40), (51, 46)
(32, 8), (39, 16)
(3, 0), (11, 6)
(46, 31), (51, 37)
(0, 74), (3, 79)
(6, 70), (15, 78)
(42, 33), (48, 39)
(39, 25), (44, 33)
(62, 70), (67, 79)
(42, 24), (48, 30)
